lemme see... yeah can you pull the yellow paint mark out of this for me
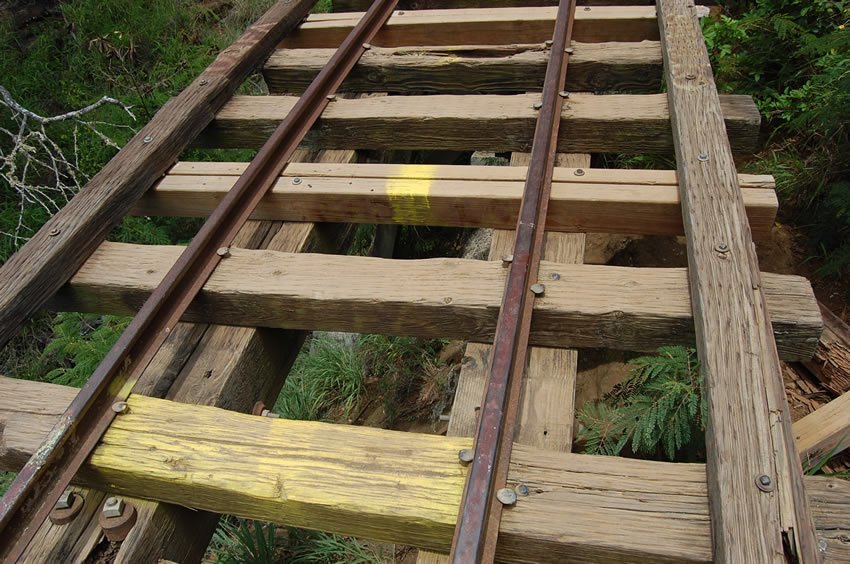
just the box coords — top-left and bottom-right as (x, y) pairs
(386, 164), (436, 224)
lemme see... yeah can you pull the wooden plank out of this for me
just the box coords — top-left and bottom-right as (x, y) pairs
(334, 0), (656, 9)
(138, 163), (777, 238)
(803, 302), (850, 396)
(422, 154), (587, 564)
(282, 7), (659, 48)
(198, 93), (761, 155)
(0, 0), (317, 350)
(2, 385), (848, 563)
(264, 42), (663, 94)
(49, 243), (821, 359)
(20, 149), (359, 563)
(657, 0), (818, 561)
(793, 391), (850, 462)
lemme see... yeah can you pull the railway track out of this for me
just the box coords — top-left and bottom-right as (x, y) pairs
(0, 0), (845, 562)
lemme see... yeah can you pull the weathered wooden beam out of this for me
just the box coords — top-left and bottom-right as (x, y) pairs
(0, 0), (317, 350)
(282, 6), (659, 48)
(1, 385), (848, 563)
(136, 163), (778, 238)
(419, 154), (590, 564)
(264, 42), (663, 94)
(333, 0), (656, 10)
(48, 243), (820, 359)
(198, 93), (761, 154)
(21, 148), (360, 563)
(657, 0), (818, 561)
(793, 391), (850, 463)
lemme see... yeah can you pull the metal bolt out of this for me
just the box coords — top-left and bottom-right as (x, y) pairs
(530, 283), (545, 296)
(496, 488), (518, 506)
(103, 496), (125, 518)
(260, 409), (280, 418)
(755, 474), (774, 492)
(818, 539), (828, 553)
(443, 297), (453, 304)
(564, 48), (574, 55)
(544, 39), (553, 47)
(56, 490), (75, 510)
(715, 242), (729, 254)
(685, 73), (696, 80)
(199, 79), (208, 86)
(48, 227), (61, 237)
(697, 153), (709, 162)
(559, 91), (570, 99)
(111, 401), (128, 414)
(550, 272), (560, 280)
(516, 484), (530, 496)
(292, 177), (303, 185)
(143, 135), (153, 144)
(458, 449), (474, 464)
(532, 102), (543, 110)
(217, 247), (230, 258)
(326, 94), (337, 101)
(501, 255), (514, 264)
(50, 490), (84, 525)
(362, 43), (372, 50)
(574, 168), (585, 176)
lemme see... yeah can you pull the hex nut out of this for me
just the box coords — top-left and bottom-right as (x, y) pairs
(99, 499), (138, 542)
(103, 496), (125, 518)
(49, 491), (85, 525)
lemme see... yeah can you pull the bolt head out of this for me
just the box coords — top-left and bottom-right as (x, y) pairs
(142, 135), (153, 144)
(550, 272), (561, 280)
(755, 474), (774, 492)
(565, 48), (575, 54)
(56, 490), (75, 510)
(559, 91), (570, 98)
(501, 255), (514, 264)
(530, 283), (545, 296)
(818, 539), (828, 553)
(496, 488), (517, 506)
(326, 94), (337, 101)
(199, 79), (208, 86)
(685, 73), (696, 80)
(292, 177), (303, 185)
(516, 484), (530, 496)
(217, 247), (230, 258)
(532, 102), (543, 110)
(397, 10), (405, 15)
(697, 153), (709, 162)
(574, 168), (585, 176)
(103, 496), (125, 518)
(111, 401), (128, 414)
(584, 5), (591, 10)
(362, 43), (372, 50)
(544, 39), (553, 47)
(48, 227), (61, 237)
(715, 243), (729, 253)
(458, 449), (474, 464)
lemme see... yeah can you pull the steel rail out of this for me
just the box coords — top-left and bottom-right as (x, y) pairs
(0, 0), (397, 558)
(448, 0), (578, 561)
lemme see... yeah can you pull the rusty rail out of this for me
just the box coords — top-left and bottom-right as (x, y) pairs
(0, 0), (397, 559)
(448, 0), (578, 561)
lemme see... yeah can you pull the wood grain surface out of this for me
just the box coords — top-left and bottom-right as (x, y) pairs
(49, 243), (821, 359)
(198, 93), (761, 154)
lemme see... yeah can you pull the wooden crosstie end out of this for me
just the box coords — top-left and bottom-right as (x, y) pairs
(0, 0), (848, 562)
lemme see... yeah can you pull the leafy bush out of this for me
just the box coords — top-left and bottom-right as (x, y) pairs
(42, 312), (129, 387)
(703, 1), (850, 277)
(577, 346), (706, 461)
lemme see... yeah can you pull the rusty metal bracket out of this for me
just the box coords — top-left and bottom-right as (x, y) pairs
(448, 0), (578, 562)
(0, 0), (397, 559)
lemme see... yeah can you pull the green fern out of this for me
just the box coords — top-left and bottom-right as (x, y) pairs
(578, 346), (705, 461)
(42, 312), (128, 387)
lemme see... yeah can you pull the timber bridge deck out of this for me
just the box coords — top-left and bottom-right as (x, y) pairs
(1, 0), (849, 562)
